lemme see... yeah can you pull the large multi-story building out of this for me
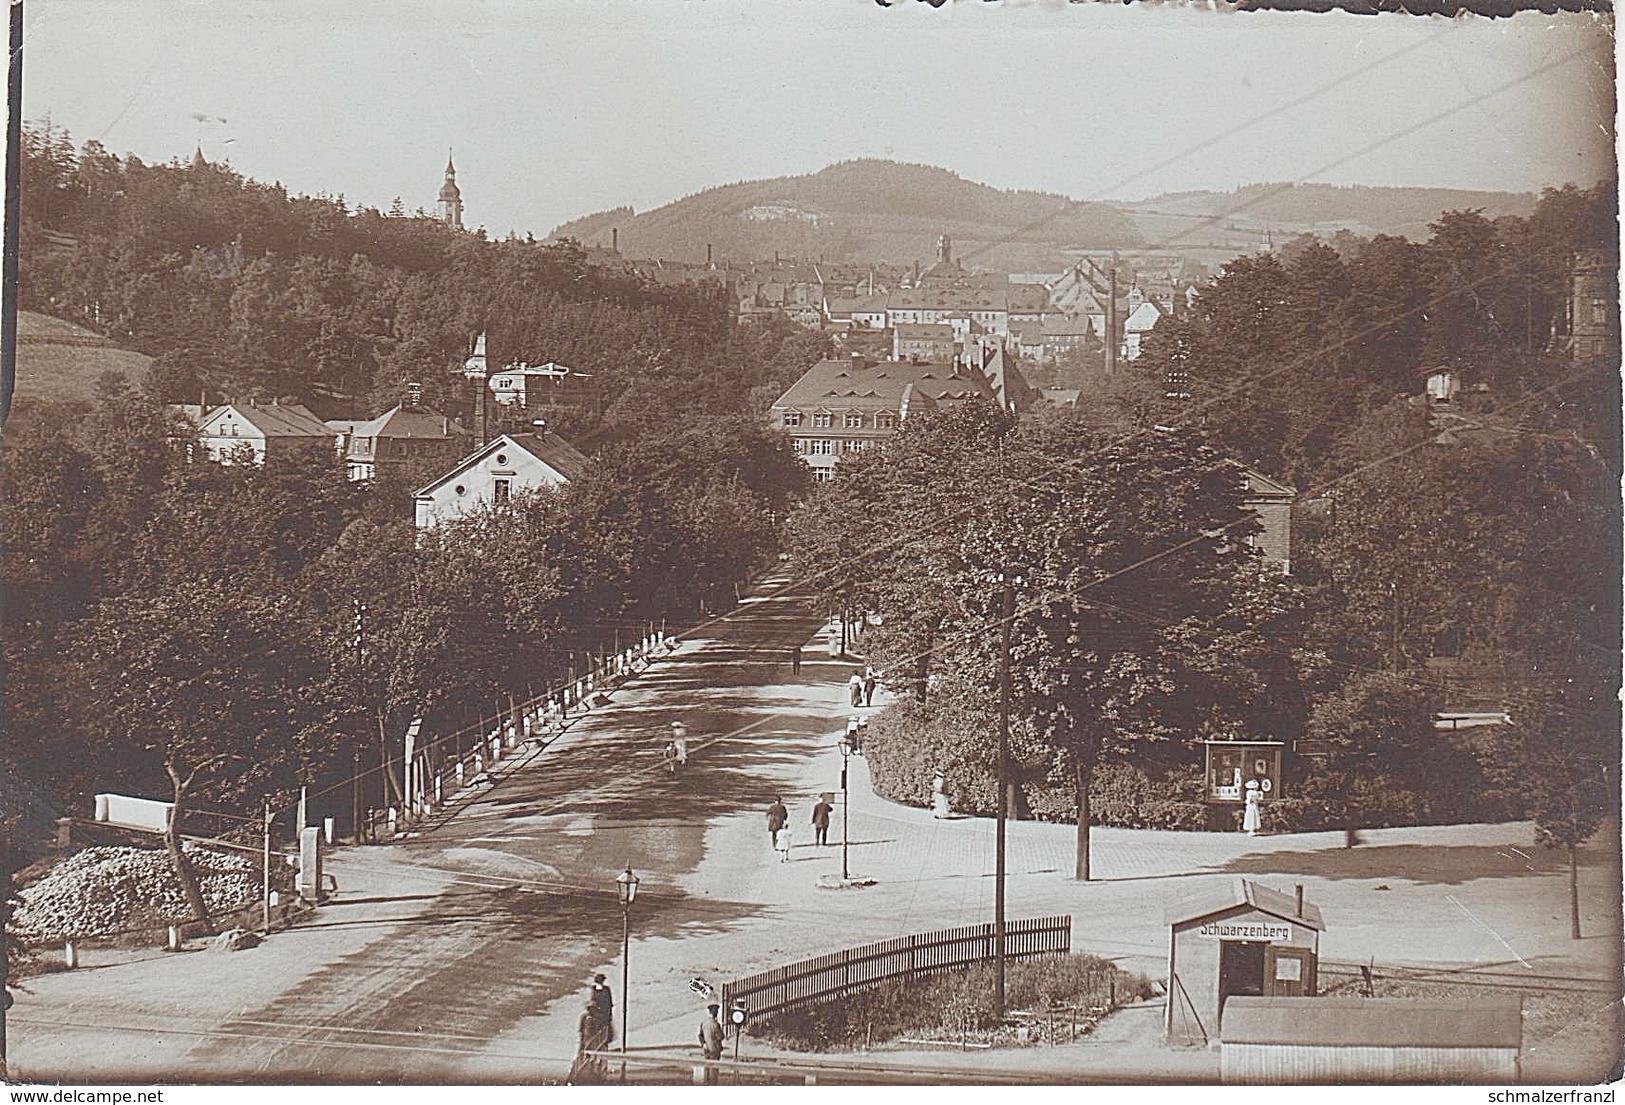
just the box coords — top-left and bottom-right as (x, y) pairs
(1569, 249), (1619, 362)
(768, 353), (1021, 481)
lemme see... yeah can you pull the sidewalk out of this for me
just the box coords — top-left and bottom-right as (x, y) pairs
(12, 595), (1619, 1084)
(468, 618), (1623, 1080)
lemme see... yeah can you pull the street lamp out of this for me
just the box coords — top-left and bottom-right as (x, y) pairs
(615, 865), (639, 1057)
(836, 735), (852, 880)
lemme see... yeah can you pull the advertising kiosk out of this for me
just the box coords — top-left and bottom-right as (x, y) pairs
(1165, 878), (1323, 1046)
(1203, 739), (1285, 831)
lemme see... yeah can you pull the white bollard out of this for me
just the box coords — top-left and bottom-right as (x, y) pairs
(435, 775), (444, 804)
(64, 940), (79, 969)
(167, 924), (182, 951)
(387, 807), (397, 834)
(323, 817), (335, 845)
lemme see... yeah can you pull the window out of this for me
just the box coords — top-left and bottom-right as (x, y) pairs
(843, 412), (865, 429)
(812, 468), (836, 482)
(493, 479), (511, 504)
(809, 440), (834, 456)
(843, 439), (864, 453)
(790, 438), (805, 453)
(782, 411), (803, 428)
(812, 412), (833, 429)
(876, 412), (897, 430)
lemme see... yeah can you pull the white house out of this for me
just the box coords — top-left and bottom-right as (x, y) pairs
(413, 431), (590, 529)
(197, 401), (335, 464)
(1122, 300), (1166, 361)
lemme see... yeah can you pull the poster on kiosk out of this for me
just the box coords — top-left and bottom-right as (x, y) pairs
(1204, 740), (1285, 804)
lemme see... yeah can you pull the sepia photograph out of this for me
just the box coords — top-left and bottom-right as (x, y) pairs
(1, 0), (1619, 1094)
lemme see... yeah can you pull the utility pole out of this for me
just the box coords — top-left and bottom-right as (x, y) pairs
(261, 801), (273, 932)
(1389, 581), (1401, 672)
(1105, 255), (1119, 376)
(995, 579), (1013, 1021)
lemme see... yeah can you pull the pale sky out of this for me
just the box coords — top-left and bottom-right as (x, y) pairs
(22, 0), (1617, 239)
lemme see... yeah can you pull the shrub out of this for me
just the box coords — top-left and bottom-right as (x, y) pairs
(751, 953), (1153, 1052)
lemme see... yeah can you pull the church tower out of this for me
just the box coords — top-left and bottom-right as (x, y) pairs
(438, 153), (464, 229)
(937, 232), (952, 266)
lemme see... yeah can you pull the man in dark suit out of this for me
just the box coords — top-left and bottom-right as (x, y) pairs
(766, 796), (788, 849)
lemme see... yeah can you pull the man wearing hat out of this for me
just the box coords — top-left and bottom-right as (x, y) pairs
(698, 1001), (725, 1083)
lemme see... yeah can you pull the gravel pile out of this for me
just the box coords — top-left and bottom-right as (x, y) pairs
(9, 843), (288, 942)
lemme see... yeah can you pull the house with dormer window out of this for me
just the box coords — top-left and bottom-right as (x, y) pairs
(767, 354), (1007, 480)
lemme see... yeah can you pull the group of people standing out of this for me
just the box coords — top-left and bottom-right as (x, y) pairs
(765, 793), (836, 860)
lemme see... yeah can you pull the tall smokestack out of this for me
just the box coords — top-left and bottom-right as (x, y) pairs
(463, 332), (490, 446)
(707, 243), (713, 266)
(612, 227), (619, 253)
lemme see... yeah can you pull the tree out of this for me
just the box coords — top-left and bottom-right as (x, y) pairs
(72, 581), (337, 932)
(793, 404), (1309, 879)
(1481, 676), (1620, 939)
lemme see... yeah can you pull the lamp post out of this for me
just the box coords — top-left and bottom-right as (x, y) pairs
(615, 865), (639, 1060)
(836, 735), (852, 880)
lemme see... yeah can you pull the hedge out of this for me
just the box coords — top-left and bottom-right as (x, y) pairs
(865, 699), (1514, 833)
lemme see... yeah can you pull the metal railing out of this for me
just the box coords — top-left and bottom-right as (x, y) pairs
(719, 915), (1071, 1018)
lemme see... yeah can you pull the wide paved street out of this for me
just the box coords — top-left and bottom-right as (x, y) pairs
(10, 578), (1621, 1084)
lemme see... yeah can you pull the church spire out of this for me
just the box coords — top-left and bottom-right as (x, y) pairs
(438, 151), (464, 230)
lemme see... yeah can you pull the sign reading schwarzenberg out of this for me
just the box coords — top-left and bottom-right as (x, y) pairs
(1195, 921), (1292, 942)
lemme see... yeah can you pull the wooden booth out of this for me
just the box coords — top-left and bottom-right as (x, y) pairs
(1165, 879), (1323, 1046)
(1204, 739), (1284, 831)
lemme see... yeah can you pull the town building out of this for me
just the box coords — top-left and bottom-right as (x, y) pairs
(1238, 466), (1294, 574)
(768, 350), (1033, 481)
(768, 355), (999, 481)
(892, 322), (957, 363)
(488, 360), (605, 417)
(1569, 249), (1619, 361)
(196, 400), (335, 464)
(326, 390), (469, 482)
(413, 430), (590, 529)
(1123, 299), (1167, 361)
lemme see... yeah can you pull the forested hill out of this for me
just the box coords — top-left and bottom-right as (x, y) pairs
(1125, 183), (1538, 240)
(16, 123), (829, 430)
(550, 159), (1143, 270)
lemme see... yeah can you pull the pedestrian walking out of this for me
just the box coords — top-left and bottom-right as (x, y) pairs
(848, 670), (864, 707)
(590, 973), (615, 1045)
(791, 647), (802, 674)
(570, 998), (610, 1083)
(1243, 778), (1261, 835)
(671, 721), (688, 766)
(862, 665), (877, 706)
(698, 1002), (725, 1083)
(774, 822), (792, 862)
(846, 716), (862, 755)
(766, 796), (788, 849)
(812, 795), (833, 845)
(664, 740), (678, 775)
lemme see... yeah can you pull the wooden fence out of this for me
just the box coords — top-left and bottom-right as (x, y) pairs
(718, 915), (1071, 1018)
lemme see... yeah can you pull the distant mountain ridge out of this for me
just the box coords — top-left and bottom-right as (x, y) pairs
(1123, 182), (1537, 241)
(550, 159), (1141, 271)
(551, 160), (1543, 268)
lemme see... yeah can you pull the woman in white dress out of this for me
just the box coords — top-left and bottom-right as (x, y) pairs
(1242, 779), (1262, 835)
(774, 824), (792, 862)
